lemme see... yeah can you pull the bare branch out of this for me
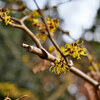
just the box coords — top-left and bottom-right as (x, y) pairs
(20, 15), (30, 23)
(21, 24), (42, 48)
(9, 22), (23, 28)
(70, 67), (99, 89)
(3, 16), (43, 48)
(22, 43), (100, 90)
(22, 43), (55, 62)
(11, 17), (21, 23)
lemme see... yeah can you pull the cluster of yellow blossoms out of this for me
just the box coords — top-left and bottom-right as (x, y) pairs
(49, 58), (69, 74)
(32, 17), (59, 34)
(49, 40), (87, 74)
(46, 17), (59, 33)
(28, 10), (59, 42)
(0, 8), (13, 25)
(32, 17), (59, 42)
(61, 40), (87, 59)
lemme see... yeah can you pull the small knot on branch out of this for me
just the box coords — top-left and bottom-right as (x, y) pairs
(22, 43), (33, 52)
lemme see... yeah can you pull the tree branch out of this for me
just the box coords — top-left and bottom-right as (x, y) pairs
(22, 43), (100, 90)
(21, 24), (42, 48)
(1, 7), (100, 90)
(33, 0), (68, 64)
(22, 43), (55, 62)
(4, 16), (43, 49)
(20, 15), (30, 23)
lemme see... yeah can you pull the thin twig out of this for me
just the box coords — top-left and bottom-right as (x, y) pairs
(57, 0), (72, 6)
(11, 17), (21, 23)
(20, 15), (30, 23)
(9, 22), (23, 28)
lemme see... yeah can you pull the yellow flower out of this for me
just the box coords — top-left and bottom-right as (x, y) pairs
(62, 40), (87, 59)
(0, 8), (14, 25)
(46, 17), (59, 33)
(32, 18), (39, 26)
(4, 15), (14, 25)
(32, 17), (59, 36)
(49, 58), (69, 74)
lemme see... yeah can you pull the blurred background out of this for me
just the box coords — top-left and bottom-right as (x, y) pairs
(0, 0), (100, 100)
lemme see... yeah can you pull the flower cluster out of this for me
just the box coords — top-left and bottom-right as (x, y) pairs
(49, 58), (69, 74)
(46, 17), (59, 33)
(0, 8), (14, 25)
(32, 18), (45, 33)
(61, 40), (87, 59)
(32, 17), (59, 42)
(32, 17), (59, 34)
(32, 18), (47, 42)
